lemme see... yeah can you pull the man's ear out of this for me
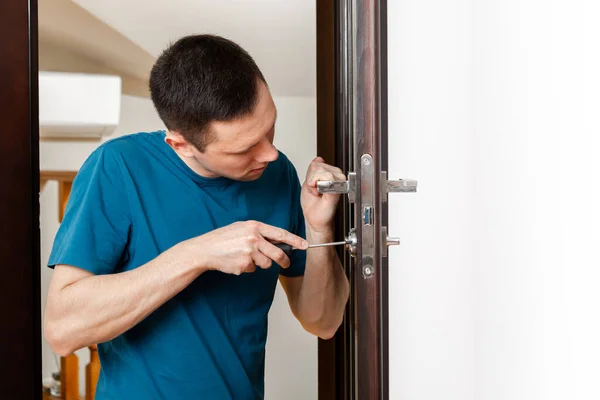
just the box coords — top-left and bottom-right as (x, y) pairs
(164, 131), (195, 157)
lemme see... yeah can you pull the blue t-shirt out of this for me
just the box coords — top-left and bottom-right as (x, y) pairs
(48, 131), (307, 400)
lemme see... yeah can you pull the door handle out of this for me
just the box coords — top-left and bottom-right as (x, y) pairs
(385, 176), (418, 194)
(317, 173), (357, 203)
(317, 172), (418, 202)
(316, 180), (351, 194)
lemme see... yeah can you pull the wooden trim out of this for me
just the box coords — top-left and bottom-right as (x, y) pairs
(60, 355), (79, 400)
(40, 170), (78, 182)
(316, 0), (344, 399)
(336, 2), (355, 397)
(380, 2), (390, 397)
(353, 0), (388, 398)
(40, 170), (77, 222)
(316, 0), (336, 163)
(317, 0), (390, 398)
(57, 181), (73, 223)
(0, 0), (42, 397)
(86, 346), (101, 400)
(51, 346), (100, 400)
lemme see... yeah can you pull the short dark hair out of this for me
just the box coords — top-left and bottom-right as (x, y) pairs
(149, 34), (266, 151)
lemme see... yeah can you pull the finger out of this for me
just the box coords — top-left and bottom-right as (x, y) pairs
(307, 170), (336, 189)
(327, 166), (346, 181)
(318, 164), (345, 181)
(258, 240), (291, 268)
(307, 157), (325, 173)
(305, 184), (320, 197)
(255, 222), (308, 250)
(240, 258), (257, 274)
(252, 250), (273, 269)
(316, 161), (339, 172)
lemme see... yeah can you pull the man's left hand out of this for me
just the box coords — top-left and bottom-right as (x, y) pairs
(301, 157), (346, 233)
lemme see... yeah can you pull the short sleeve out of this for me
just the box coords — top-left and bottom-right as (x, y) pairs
(48, 145), (131, 275)
(279, 159), (306, 278)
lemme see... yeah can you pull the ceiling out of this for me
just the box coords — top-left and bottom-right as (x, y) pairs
(73, 0), (316, 97)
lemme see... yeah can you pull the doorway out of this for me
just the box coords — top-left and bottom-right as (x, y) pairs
(0, 0), (401, 399)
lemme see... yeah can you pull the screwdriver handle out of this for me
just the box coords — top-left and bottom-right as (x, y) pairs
(273, 242), (294, 257)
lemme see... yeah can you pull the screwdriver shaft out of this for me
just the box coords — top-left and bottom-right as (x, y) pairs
(308, 240), (348, 248)
(273, 240), (350, 257)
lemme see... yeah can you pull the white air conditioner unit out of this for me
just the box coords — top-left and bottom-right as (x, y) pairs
(39, 71), (122, 139)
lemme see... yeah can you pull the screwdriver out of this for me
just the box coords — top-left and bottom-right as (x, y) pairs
(274, 241), (349, 257)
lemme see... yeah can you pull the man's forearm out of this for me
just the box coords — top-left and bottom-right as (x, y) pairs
(45, 220), (308, 356)
(296, 228), (350, 338)
(45, 241), (204, 356)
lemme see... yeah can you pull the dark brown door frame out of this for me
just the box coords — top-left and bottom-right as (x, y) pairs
(353, 0), (389, 398)
(0, 0), (41, 398)
(316, 0), (340, 397)
(317, 0), (389, 398)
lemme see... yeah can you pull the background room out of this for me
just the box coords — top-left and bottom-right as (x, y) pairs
(38, 1), (317, 398)
(1, 0), (598, 399)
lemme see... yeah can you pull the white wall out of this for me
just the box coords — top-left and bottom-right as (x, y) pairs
(387, 0), (475, 399)
(40, 94), (317, 398)
(268, 96), (318, 400)
(388, 0), (600, 399)
(473, 1), (600, 399)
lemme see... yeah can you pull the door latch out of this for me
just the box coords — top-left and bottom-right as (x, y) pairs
(382, 226), (400, 257)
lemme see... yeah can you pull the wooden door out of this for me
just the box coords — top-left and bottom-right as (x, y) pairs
(0, 0), (42, 398)
(317, 0), (416, 398)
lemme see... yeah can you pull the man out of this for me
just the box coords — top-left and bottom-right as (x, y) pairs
(44, 34), (349, 399)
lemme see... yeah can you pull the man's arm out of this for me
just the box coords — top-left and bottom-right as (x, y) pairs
(44, 221), (307, 356)
(279, 227), (349, 339)
(45, 243), (201, 357)
(279, 156), (350, 339)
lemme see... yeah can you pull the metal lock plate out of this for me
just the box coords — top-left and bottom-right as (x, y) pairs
(360, 154), (375, 278)
(316, 166), (416, 277)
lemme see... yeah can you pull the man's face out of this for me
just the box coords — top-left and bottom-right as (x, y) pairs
(166, 82), (279, 181)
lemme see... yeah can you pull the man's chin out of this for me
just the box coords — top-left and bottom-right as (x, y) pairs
(239, 166), (267, 181)
(221, 164), (268, 182)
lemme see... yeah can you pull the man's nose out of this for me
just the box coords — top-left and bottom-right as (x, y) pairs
(256, 140), (279, 162)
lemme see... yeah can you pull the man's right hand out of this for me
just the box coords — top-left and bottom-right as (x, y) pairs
(184, 221), (308, 275)
(44, 220), (306, 356)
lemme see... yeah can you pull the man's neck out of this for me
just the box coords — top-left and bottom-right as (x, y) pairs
(165, 142), (220, 179)
(180, 153), (220, 178)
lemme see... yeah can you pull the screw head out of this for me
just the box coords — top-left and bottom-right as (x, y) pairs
(364, 266), (373, 276)
(363, 157), (371, 165)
